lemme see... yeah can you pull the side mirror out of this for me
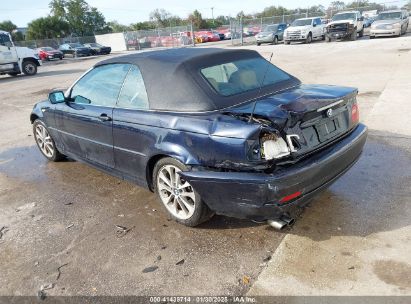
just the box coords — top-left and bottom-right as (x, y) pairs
(313, 23), (317, 27)
(49, 91), (66, 104)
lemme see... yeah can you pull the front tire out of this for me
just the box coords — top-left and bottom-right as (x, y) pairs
(350, 29), (357, 41)
(22, 60), (37, 76)
(153, 157), (214, 227)
(359, 28), (364, 37)
(273, 36), (278, 45)
(33, 120), (65, 162)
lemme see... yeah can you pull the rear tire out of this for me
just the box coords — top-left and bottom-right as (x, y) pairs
(33, 119), (65, 162)
(257, 42), (261, 46)
(285, 41), (290, 45)
(273, 36), (278, 45)
(153, 157), (214, 227)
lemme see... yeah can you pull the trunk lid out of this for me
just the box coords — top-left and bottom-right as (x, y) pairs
(226, 84), (358, 159)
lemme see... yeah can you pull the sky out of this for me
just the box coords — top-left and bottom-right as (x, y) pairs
(1, 0), (332, 27)
(0, 0), (407, 27)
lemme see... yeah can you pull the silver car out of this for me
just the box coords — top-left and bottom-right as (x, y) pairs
(255, 23), (288, 45)
(370, 10), (409, 38)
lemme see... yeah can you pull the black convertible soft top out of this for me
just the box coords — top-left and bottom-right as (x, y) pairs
(96, 48), (299, 112)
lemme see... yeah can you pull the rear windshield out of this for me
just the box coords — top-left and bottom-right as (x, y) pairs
(292, 19), (312, 26)
(200, 57), (291, 97)
(332, 13), (356, 21)
(377, 12), (401, 20)
(263, 25), (278, 32)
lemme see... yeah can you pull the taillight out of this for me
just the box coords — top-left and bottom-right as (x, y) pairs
(351, 103), (359, 124)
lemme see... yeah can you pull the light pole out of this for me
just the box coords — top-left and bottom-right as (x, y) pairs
(211, 7), (215, 25)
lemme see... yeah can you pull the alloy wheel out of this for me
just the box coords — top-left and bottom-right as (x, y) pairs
(35, 124), (55, 158)
(157, 164), (196, 220)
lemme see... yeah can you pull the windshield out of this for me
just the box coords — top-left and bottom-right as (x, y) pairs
(291, 19), (312, 26)
(42, 47), (54, 51)
(377, 12), (402, 20)
(332, 13), (356, 21)
(69, 43), (83, 48)
(200, 57), (291, 97)
(263, 25), (278, 32)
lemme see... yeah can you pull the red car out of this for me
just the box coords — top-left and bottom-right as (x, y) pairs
(38, 47), (64, 61)
(195, 30), (221, 43)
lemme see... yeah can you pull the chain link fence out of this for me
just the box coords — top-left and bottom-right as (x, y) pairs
(230, 12), (324, 45)
(14, 36), (96, 49)
(230, 2), (408, 46)
(124, 25), (194, 50)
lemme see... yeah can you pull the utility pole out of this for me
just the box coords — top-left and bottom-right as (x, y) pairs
(211, 7), (215, 25)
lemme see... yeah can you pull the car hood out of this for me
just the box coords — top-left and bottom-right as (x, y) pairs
(225, 84), (357, 128)
(372, 19), (401, 25)
(328, 19), (355, 26)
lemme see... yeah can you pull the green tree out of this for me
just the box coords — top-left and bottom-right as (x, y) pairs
(149, 8), (171, 28)
(129, 21), (155, 31)
(49, 0), (66, 18)
(0, 21), (25, 41)
(256, 6), (290, 18)
(26, 16), (70, 39)
(188, 10), (206, 29)
(0, 20), (17, 33)
(49, 0), (109, 36)
(107, 21), (131, 32)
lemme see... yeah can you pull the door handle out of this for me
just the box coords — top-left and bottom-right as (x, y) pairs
(98, 114), (112, 122)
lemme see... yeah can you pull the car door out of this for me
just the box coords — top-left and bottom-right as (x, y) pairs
(112, 64), (151, 184)
(314, 18), (322, 38)
(277, 24), (286, 40)
(55, 64), (130, 168)
(0, 32), (18, 66)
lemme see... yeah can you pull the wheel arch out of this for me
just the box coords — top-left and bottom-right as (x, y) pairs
(145, 147), (200, 191)
(23, 57), (41, 66)
(30, 113), (40, 124)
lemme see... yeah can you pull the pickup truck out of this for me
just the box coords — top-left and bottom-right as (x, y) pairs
(0, 30), (41, 76)
(283, 17), (325, 44)
(326, 11), (364, 41)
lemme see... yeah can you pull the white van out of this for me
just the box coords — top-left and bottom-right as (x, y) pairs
(0, 30), (41, 76)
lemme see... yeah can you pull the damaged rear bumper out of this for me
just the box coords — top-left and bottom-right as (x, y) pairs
(181, 123), (368, 221)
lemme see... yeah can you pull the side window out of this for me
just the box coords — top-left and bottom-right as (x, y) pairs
(0, 33), (12, 47)
(117, 65), (149, 110)
(316, 18), (321, 25)
(71, 64), (130, 107)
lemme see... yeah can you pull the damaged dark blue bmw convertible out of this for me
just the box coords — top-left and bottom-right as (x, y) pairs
(30, 48), (367, 229)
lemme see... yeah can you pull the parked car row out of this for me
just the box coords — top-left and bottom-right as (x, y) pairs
(37, 42), (111, 61)
(253, 9), (409, 46)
